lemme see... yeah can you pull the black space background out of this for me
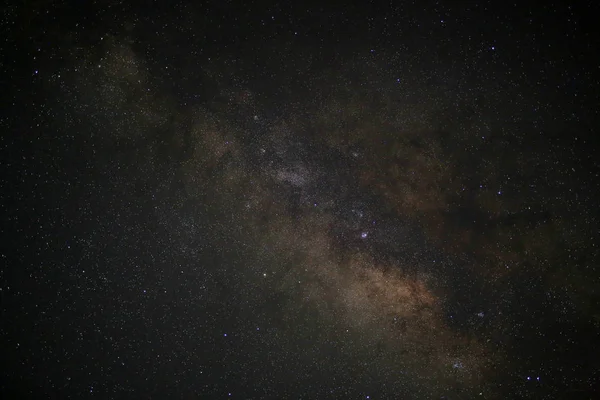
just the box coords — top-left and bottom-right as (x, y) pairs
(2, 1), (600, 399)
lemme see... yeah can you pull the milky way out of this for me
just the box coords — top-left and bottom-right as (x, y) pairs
(56, 38), (491, 396)
(4, 3), (600, 399)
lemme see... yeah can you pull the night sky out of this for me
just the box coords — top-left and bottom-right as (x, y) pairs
(2, 1), (600, 399)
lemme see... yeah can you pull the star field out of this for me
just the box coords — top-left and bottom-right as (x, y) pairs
(2, 1), (600, 399)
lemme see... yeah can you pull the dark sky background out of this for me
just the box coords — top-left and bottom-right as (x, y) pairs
(2, 1), (600, 399)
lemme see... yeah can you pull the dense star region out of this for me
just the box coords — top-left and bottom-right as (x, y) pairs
(2, 1), (600, 399)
